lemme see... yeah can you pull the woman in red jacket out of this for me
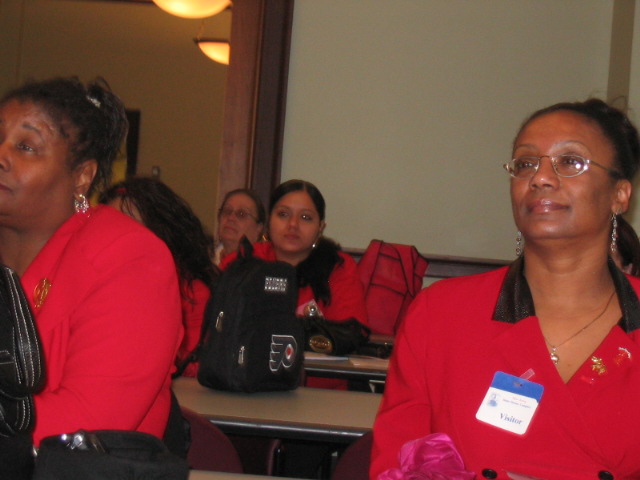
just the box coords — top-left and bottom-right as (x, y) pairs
(221, 179), (368, 478)
(0, 77), (182, 477)
(221, 179), (368, 339)
(372, 99), (640, 479)
(100, 177), (219, 377)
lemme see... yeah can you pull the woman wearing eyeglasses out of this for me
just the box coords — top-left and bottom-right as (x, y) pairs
(214, 189), (266, 265)
(372, 99), (640, 480)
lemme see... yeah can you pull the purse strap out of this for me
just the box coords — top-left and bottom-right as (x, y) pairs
(0, 265), (45, 396)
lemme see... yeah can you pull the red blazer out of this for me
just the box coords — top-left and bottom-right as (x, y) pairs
(177, 279), (210, 377)
(372, 264), (640, 480)
(20, 206), (182, 444)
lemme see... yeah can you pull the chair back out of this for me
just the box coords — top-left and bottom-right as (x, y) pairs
(331, 432), (372, 480)
(228, 435), (284, 476)
(180, 407), (243, 473)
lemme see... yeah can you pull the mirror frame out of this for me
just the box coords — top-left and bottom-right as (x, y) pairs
(217, 0), (294, 209)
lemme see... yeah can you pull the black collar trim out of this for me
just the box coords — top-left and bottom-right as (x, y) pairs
(492, 256), (640, 333)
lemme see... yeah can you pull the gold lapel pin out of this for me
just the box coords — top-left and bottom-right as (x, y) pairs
(34, 278), (52, 309)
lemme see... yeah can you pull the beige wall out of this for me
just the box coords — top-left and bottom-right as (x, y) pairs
(282, 0), (639, 260)
(631, 2), (640, 122)
(0, 0), (228, 234)
(2, 1), (638, 259)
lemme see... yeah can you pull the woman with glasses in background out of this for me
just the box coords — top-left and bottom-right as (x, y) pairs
(214, 189), (265, 265)
(372, 99), (640, 479)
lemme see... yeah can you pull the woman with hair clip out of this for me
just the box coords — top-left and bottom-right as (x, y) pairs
(100, 177), (219, 377)
(0, 77), (182, 477)
(373, 98), (640, 479)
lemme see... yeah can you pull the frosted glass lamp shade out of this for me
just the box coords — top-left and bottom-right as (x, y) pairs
(195, 39), (230, 65)
(152, 0), (230, 19)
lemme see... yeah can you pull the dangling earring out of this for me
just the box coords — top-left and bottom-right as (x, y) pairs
(610, 213), (618, 253)
(515, 231), (523, 257)
(74, 193), (89, 214)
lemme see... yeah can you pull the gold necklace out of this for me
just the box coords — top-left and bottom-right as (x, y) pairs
(544, 289), (616, 365)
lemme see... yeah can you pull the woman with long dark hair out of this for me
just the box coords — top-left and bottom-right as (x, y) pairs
(101, 177), (219, 376)
(221, 179), (368, 385)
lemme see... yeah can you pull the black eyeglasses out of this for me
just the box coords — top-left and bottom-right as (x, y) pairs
(503, 154), (622, 179)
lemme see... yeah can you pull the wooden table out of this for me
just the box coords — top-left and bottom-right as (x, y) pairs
(173, 377), (381, 444)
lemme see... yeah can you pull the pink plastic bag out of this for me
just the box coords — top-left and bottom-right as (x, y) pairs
(378, 433), (476, 480)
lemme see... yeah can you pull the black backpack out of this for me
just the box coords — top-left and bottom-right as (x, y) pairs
(197, 238), (303, 393)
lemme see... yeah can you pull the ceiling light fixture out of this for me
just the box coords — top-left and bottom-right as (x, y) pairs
(152, 0), (230, 19)
(194, 38), (230, 65)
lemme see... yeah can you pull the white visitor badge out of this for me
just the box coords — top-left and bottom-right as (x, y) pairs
(476, 371), (544, 435)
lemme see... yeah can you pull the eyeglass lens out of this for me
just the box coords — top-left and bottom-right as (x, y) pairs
(508, 155), (588, 178)
(220, 207), (255, 220)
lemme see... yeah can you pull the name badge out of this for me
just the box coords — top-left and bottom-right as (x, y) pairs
(475, 371), (543, 435)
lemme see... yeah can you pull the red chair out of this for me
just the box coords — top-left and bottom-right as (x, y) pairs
(180, 407), (243, 473)
(331, 432), (372, 480)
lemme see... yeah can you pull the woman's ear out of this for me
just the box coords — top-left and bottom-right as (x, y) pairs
(613, 179), (632, 214)
(74, 159), (98, 196)
(319, 221), (326, 237)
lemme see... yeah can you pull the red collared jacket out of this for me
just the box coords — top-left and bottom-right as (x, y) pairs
(20, 206), (182, 444)
(372, 258), (640, 480)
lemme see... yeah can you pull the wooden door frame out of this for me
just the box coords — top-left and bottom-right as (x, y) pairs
(217, 0), (294, 210)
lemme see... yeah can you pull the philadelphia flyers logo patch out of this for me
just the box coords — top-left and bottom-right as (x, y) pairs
(269, 335), (298, 372)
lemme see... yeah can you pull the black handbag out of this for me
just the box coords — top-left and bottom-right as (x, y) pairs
(301, 302), (371, 356)
(32, 430), (189, 480)
(0, 264), (45, 437)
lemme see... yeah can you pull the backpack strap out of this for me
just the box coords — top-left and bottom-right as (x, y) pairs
(173, 237), (255, 379)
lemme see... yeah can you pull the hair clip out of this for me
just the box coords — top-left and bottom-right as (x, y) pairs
(86, 95), (101, 109)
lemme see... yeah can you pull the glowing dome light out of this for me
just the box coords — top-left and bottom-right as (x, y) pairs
(152, 0), (230, 19)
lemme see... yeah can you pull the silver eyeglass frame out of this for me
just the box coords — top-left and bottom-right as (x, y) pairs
(503, 155), (622, 179)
